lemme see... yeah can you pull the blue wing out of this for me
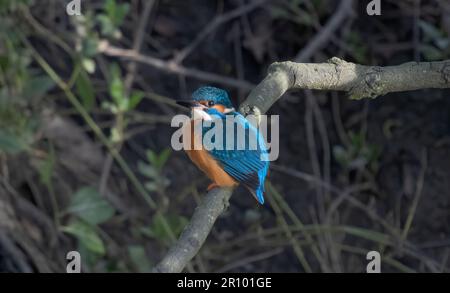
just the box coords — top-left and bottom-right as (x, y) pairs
(202, 109), (269, 204)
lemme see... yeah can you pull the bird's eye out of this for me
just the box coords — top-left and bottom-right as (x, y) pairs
(208, 101), (215, 107)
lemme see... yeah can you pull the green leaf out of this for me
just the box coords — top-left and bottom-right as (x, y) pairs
(144, 182), (159, 192)
(75, 70), (95, 111)
(104, 0), (117, 20)
(0, 129), (28, 154)
(114, 3), (129, 25)
(138, 161), (158, 179)
(82, 58), (96, 74)
(128, 245), (151, 272)
(62, 220), (105, 255)
(110, 126), (122, 143)
(128, 91), (144, 110)
(109, 65), (124, 106)
(77, 239), (101, 271)
(105, 0), (129, 26)
(22, 75), (55, 100)
(97, 14), (116, 37)
(68, 187), (115, 225)
(156, 149), (171, 169)
(146, 213), (188, 243)
(81, 37), (99, 58)
(146, 149), (158, 166)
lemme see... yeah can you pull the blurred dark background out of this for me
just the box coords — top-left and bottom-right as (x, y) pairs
(0, 0), (449, 272)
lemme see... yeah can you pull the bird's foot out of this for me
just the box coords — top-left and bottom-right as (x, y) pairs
(207, 182), (219, 191)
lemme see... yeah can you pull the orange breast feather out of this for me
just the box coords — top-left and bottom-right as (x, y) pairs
(184, 120), (237, 187)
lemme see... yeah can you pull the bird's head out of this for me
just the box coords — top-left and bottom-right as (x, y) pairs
(176, 86), (235, 120)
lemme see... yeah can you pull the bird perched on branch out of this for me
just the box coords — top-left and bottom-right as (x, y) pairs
(177, 86), (269, 204)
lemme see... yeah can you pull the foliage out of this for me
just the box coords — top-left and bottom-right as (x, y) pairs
(68, 187), (115, 225)
(0, 7), (54, 154)
(0, 0), (29, 13)
(62, 186), (116, 266)
(141, 212), (188, 245)
(62, 220), (106, 255)
(138, 149), (171, 193)
(97, 0), (130, 38)
(333, 131), (380, 172)
(128, 245), (151, 272)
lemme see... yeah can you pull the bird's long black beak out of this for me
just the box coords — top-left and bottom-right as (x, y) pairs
(176, 100), (199, 108)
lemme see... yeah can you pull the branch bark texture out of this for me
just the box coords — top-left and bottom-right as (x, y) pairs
(152, 188), (233, 273)
(240, 58), (450, 115)
(153, 58), (450, 273)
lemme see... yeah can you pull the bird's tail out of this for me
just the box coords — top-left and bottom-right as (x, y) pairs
(247, 186), (265, 205)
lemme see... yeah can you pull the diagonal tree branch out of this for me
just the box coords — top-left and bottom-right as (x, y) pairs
(152, 57), (450, 273)
(171, 0), (268, 64)
(295, 0), (354, 62)
(152, 188), (233, 273)
(99, 42), (254, 90)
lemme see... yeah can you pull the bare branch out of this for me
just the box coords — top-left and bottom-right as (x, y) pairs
(153, 57), (450, 273)
(152, 188), (233, 273)
(240, 58), (450, 114)
(124, 0), (156, 92)
(99, 42), (254, 90)
(171, 0), (268, 64)
(295, 0), (354, 62)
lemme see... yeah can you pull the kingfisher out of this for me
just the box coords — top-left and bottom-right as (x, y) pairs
(176, 86), (269, 204)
